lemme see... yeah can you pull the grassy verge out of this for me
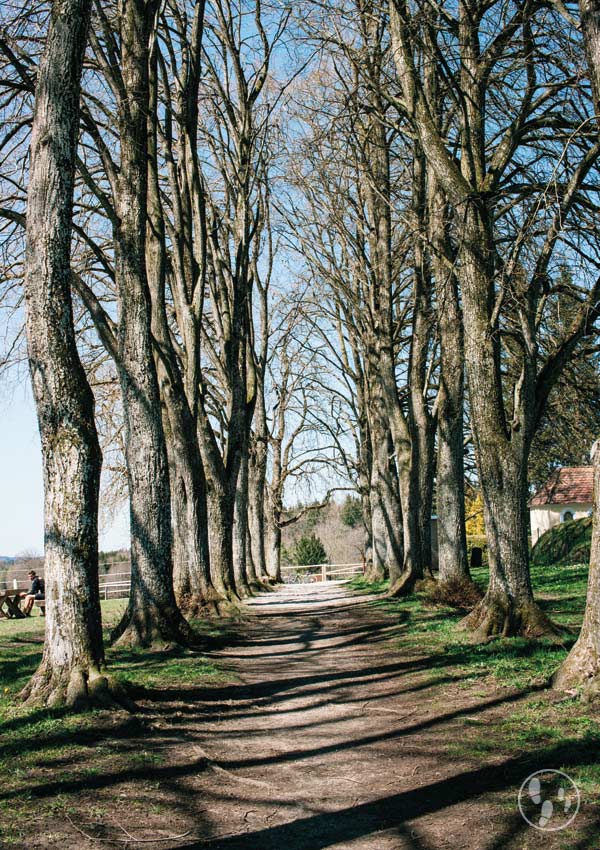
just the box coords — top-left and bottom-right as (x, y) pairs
(0, 600), (233, 843)
(351, 562), (600, 808)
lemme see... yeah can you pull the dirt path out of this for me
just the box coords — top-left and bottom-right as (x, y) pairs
(131, 582), (559, 849)
(38, 581), (591, 849)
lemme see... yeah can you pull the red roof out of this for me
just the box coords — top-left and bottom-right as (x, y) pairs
(530, 466), (594, 507)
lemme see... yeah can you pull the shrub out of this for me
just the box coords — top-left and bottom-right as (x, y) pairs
(292, 534), (329, 566)
(341, 496), (363, 528)
(418, 576), (483, 609)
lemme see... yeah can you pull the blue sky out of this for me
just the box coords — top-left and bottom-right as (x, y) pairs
(0, 381), (129, 558)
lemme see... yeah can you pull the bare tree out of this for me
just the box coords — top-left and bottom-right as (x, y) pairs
(390, 0), (600, 636)
(107, 0), (193, 646)
(20, 0), (108, 707)
(555, 0), (600, 689)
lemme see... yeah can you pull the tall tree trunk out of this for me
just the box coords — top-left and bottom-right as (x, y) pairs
(408, 153), (435, 573)
(145, 49), (215, 618)
(413, 417), (435, 574)
(462, 454), (549, 637)
(391, 441), (424, 594)
(265, 486), (282, 583)
(431, 186), (473, 593)
(456, 207), (555, 638)
(552, 0), (600, 689)
(164, 410), (214, 615)
(554, 441), (600, 692)
(368, 421), (404, 583)
(21, 0), (111, 708)
(205, 471), (239, 601)
(365, 337), (404, 583)
(247, 461), (267, 585)
(111, 0), (192, 646)
(247, 395), (269, 585)
(232, 451), (252, 597)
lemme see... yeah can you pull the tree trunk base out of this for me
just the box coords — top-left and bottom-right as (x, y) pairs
(264, 577), (281, 588)
(20, 663), (136, 712)
(249, 580), (272, 593)
(388, 569), (419, 597)
(110, 607), (198, 649)
(460, 594), (564, 641)
(235, 581), (253, 599)
(553, 639), (600, 698)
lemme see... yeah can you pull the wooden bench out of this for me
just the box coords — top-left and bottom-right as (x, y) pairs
(0, 589), (28, 619)
(34, 599), (46, 615)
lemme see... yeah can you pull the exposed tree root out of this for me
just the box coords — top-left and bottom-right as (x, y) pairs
(388, 569), (419, 597)
(110, 607), (200, 649)
(249, 579), (274, 593)
(193, 746), (275, 789)
(20, 663), (137, 712)
(418, 576), (483, 610)
(459, 594), (566, 642)
(234, 581), (253, 600)
(179, 595), (223, 619)
(553, 640), (600, 699)
(264, 575), (281, 586)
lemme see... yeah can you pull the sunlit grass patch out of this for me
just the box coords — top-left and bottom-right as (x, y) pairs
(0, 598), (232, 827)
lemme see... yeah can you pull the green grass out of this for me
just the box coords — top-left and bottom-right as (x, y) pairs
(1, 564), (597, 840)
(0, 599), (233, 838)
(355, 560), (600, 807)
(353, 561), (589, 689)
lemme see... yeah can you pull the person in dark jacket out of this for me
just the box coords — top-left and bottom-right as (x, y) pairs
(22, 570), (45, 616)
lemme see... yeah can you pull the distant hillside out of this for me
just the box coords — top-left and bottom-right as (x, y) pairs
(282, 499), (365, 565)
(0, 556), (14, 564)
(531, 517), (592, 566)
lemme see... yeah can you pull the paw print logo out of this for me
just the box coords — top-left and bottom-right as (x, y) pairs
(518, 770), (580, 831)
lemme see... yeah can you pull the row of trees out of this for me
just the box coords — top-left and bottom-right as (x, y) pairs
(1, 0), (342, 706)
(287, 0), (600, 655)
(3, 0), (600, 704)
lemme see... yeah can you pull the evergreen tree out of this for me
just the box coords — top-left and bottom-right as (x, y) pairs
(293, 534), (329, 566)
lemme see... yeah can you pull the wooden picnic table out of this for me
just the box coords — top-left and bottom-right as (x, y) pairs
(0, 588), (29, 619)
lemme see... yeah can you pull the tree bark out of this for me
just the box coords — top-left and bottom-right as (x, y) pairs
(554, 441), (600, 692)
(164, 408), (214, 615)
(21, 0), (115, 708)
(553, 0), (600, 687)
(204, 470), (239, 601)
(247, 396), (269, 586)
(232, 451), (252, 597)
(430, 186), (473, 594)
(408, 151), (435, 574)
(265, 483), (283, 583)
(367, 415), (403, 583)
(145, 48), (215, 617)
(110, 0), (192, 647)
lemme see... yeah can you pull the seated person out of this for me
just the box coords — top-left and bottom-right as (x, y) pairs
(21, 570), (45, 616)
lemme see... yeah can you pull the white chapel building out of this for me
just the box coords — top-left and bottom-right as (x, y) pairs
(529, 466), (593, 546)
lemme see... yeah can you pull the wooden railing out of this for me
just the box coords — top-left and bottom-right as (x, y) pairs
(280, 562), (364, 583)
(1, 561), (364, 598)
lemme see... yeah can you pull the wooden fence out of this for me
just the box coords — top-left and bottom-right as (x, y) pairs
(1, 560), (364, 598)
